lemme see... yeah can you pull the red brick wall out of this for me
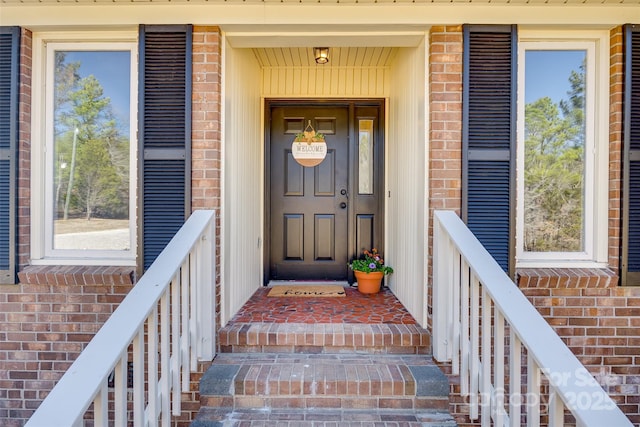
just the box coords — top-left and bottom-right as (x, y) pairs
(192, 26), (222, 213)
(0, 269), (135, 425)
(181, 25), (223, 426)
(518, 271), (640, 425)
(427, 25), (463, 332)
(428, 25), (463, 217)
(192, 27), (222, 328)
(609, 26), (624, 274)
(17, 28), (32, 271)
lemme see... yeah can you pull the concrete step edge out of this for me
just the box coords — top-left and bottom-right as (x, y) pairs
(191, 407), (458, 427)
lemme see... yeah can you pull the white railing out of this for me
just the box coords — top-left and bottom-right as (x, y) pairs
(432, 210), (632, 427)
(26, 210), (216, 427)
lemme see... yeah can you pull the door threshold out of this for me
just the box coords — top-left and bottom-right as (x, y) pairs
(268, 280), (349, 287)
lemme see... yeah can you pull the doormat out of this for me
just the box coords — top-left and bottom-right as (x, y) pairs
(267, 285), (346, 297)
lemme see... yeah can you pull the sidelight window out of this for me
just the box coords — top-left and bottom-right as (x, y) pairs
(358, 119), (374, 195)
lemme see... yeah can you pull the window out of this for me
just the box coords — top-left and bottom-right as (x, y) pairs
(516, 31), (609, 267)
(32, 32), (138, 265)
(358, 119), (374, 195)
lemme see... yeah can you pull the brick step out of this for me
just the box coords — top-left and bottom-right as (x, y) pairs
(196, 321), (455, 426)
(218, 323), (431, 354)
(196, 354), (451, 415)
(191, 408), (457, 426)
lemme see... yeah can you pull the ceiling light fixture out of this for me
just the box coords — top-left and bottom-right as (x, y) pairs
(314, 47), (330, 64)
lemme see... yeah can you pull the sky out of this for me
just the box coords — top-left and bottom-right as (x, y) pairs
(525, 50), (585, 105)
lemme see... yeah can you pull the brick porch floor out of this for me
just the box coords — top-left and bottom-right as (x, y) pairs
(228, 285), (417, 324)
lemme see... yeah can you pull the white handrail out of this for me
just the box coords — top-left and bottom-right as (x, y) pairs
(26, 210), (216, 427)
(432, 210), (632, 427)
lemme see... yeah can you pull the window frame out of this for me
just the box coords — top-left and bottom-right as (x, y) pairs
(31, 31), (138, 266)
(515, 30), (609, 268)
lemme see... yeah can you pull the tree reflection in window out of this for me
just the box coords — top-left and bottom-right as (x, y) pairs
(53, 51), (131, 251)
(524, 50), (586, 252)
(358, 119), (374, 195)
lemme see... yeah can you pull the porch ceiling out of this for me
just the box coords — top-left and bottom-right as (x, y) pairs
(252, 47), (398, 68)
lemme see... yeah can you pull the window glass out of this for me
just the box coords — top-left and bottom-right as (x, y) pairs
(358, 119), (374, 195)
(523, 49), (586, 253)
(52, 50), (132, 251)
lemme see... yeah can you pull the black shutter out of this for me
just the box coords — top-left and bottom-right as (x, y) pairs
(0, 27), (19, 284)
(623, 25), (640, 285)
(139, 25), (192, 270)
(462, 25), (517, 274)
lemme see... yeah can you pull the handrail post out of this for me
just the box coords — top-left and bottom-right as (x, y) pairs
(197, 218), (215, 361)
(433, 211), (452, 362)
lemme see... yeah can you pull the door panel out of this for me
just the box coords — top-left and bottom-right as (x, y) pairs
(314, 214), (336, 260)
(284, 214), (304, 260)
(315, 152), (335, 196)
(285, 155), (304, 196)
(270, 106), (349, 280)
(356, 214), (375, 252)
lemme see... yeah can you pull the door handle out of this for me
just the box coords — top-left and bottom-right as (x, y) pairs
(340, 202), (347, 209)
(340, 189), (348, 197)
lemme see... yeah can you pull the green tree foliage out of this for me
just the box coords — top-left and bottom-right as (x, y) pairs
(524, 62), (585, 252)
(54, 55), (129, 221)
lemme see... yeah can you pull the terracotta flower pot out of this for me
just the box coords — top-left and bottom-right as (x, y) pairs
(354, 270), (384, 294)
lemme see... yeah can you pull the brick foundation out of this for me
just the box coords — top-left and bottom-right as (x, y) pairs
(518, 269), (640, 425)
(0, 273), (135, 425)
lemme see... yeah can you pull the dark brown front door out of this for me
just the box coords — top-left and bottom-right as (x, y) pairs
(269, 105), (349, 280)
(267, 101), (384, 282)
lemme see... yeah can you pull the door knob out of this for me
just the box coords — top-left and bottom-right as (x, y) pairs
(340, 202), (347, 209)
(340, 189), (348, 196)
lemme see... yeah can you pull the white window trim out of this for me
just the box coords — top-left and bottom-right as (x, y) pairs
(31, 31), (138, 266)
(516, 30), (609, 269)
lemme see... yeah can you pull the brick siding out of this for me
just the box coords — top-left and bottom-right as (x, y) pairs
(427, 25), (463, 335)
(428, 25), (463, 217)
(518, 270), (640, 426)
(0, 278), (134, 425)
(191, 25), (223, 333)
(182, 25), (224, 426)
(609, 26), (624, 274)
(17, 28), (32, 271)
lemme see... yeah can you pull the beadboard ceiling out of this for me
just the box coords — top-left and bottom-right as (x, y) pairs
(252, 47), (398, 68)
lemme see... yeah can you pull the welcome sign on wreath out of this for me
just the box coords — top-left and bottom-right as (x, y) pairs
(292, 121), (327, 167)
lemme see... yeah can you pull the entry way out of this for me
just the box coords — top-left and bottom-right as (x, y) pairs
(266, 101), (385, 282)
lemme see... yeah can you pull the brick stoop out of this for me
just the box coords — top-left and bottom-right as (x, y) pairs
(218, 323), (432, 354)
(192, 323), (456, 426)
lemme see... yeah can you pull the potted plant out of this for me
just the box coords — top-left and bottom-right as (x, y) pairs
(347, 248), (393, 294)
